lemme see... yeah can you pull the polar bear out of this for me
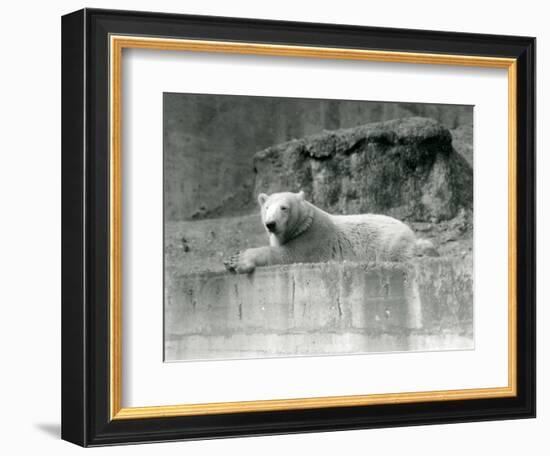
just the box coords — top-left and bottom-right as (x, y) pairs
(224, 191), (433, 274)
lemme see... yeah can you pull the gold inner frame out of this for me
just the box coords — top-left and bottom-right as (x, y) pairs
(109, 35), (518, 420)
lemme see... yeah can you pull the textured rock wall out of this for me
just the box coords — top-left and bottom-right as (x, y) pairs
(253, 117), (473, 223)
(164, 259), (473, 361)
(164, 93), (473, 221)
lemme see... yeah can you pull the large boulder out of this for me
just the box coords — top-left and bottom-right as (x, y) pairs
(253, 117), (473, 222)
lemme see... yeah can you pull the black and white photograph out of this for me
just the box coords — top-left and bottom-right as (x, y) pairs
(0, 0), (543, 452)
(163, 93), (474, 362)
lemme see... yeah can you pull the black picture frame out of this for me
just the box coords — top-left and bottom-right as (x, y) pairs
(62, 7), (535, 447)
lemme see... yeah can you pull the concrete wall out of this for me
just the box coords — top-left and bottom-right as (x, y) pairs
(164, 258), (473, 361)
(164, 93), (473, 221)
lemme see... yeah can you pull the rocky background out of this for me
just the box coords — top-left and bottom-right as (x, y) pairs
(164, 93), (472, 221)
(164, 94), (473, 275)
(253, 117), (472, 223)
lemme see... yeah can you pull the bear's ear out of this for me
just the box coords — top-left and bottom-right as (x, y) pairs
(257, 193), (269, 206)
(297, 190), (305, 201)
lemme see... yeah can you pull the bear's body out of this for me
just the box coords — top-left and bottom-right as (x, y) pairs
(224, 191), (428, 274)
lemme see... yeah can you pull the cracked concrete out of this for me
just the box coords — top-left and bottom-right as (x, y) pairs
(164, 259), (473, 361)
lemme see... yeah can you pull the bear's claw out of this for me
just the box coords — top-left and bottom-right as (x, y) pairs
(223, 252), (240, 273)
(223, 250), (257, 274)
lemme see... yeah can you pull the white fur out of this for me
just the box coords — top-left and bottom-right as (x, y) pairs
(225, 191), (427, 274)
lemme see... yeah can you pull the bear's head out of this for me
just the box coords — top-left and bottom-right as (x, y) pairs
(257, 191), (313, 245)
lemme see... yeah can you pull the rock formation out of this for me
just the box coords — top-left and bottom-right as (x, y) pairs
(253, 117), (473, 223)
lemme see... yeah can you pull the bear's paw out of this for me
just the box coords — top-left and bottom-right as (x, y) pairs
(223, 250), (256, 274)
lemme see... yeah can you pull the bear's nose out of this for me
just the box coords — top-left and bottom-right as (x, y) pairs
(265, 222), (276, 232)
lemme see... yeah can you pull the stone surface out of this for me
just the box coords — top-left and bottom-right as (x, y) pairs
(164, 93), (473, 221)
(253, 117), (473, 222)
(451, 124), (474, 167)
(164, 258), (473, 361)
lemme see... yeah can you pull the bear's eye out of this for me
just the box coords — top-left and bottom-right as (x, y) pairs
(280, 206), (288, 211)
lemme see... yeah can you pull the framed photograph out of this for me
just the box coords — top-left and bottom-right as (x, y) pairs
(61, 8), (535, 446)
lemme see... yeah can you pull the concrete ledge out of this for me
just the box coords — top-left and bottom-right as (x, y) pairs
(164, 259), (473, 361)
